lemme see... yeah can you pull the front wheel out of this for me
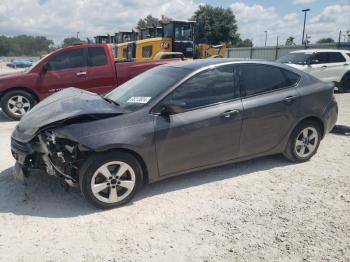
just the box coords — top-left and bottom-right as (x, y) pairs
(79, 152), (143, 209)
(284, 120), (321, 163)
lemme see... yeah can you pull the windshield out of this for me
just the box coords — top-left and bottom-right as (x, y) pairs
(105, 66), (191, 111)
(277, 53), (313, 65)
(174, 24), (193, 41)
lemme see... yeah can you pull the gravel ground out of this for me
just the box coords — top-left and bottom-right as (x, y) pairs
(0, 93), (349, 262)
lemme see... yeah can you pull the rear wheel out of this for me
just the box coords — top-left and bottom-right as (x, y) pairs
(0, 90), (37, 120)
(284, 120), (321, 163)
(79, 152), (143, 209)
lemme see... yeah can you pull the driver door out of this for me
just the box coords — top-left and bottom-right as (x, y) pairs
(154, 65), (243, 177)
(39, 47), (88, 97)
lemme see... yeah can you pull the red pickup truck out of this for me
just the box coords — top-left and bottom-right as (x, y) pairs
(0, 44), (180, 120)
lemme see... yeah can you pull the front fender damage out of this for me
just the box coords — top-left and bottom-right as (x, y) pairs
(35, 129), (91, 184)
(12, 113), (122, 185)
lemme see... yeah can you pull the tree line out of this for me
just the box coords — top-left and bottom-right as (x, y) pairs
(0, 35), (53, 56)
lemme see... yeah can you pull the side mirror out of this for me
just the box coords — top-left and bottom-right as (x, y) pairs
(310, 59), (319, 65)
(42, 63), (51, 73)
(161, 101), (186, 116)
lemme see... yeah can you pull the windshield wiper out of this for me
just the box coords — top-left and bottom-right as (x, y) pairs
(103, 97), (120, 106)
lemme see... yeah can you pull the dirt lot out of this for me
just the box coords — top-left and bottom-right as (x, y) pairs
(0, 93), (349, 262)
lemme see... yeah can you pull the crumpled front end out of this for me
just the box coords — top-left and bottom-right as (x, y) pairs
(11, 129), (90, 184)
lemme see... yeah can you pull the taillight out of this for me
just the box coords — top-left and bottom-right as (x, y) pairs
(332, 92), (336, 101)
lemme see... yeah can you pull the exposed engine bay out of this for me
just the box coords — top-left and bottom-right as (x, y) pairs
(11, 129), (90, 184)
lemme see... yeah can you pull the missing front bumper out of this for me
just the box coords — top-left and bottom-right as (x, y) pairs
(13, 162), (28, 183)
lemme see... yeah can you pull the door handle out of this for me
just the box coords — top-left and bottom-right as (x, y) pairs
(344, 63), (349, 66)
(221, 109), (240, 118)
(284, 96), (297, 103)
(76, 71), (87, 76)
(321, 65), (327, 69)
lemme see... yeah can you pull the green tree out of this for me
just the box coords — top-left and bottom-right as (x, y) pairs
(237, 38), (253, 47)
(285, 36), (296, 46)
(137, 15), (160, 29)
(316, 38), (335, 44)
(63, 37), (85, 47)
(0, 35), (53, 56)
(191, 5), (239, 45)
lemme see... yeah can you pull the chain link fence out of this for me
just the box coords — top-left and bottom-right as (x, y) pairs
(226, 43), (350, 61)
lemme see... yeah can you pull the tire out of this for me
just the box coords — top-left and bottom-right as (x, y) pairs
(79, 151), (143, 209)
(340, 74), (350, 93)
(0, 89), (37, 120)
(284, 120), (322, 163)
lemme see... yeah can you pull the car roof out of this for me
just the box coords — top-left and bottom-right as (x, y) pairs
(291, 49), (349, 53)
(163, 58), (283, 71)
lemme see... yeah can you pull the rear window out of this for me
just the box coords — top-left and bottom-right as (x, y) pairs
(328, 52), (346, 63)
(88, 47), (107, 66)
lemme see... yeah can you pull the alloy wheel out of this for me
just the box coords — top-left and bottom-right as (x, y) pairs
(90, 161), (136, 204)
(7, 95), (31, 116)
(294, 127), (319, 158)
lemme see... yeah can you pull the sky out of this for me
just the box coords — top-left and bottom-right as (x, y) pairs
(0, 0), (349, 46)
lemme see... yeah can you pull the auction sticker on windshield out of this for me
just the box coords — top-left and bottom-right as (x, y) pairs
(127, 97), (151, 104)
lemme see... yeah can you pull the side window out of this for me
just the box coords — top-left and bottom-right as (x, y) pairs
(239, 64), (289, 97)
(282, 69), (300, 86)
(164, 66), (235, 110)
(87, 47), (107, 66)
(328, 52), (346, 63)
(312, 52), (328, 64)
(49, 48), (84, 71)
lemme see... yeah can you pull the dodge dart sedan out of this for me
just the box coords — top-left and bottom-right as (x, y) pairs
(11, 59), (338, 208)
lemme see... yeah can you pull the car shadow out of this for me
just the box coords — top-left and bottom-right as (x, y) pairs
(0, 110), (14, 122)
(331, 125), (350, 136)
(0, 155), (292, 218)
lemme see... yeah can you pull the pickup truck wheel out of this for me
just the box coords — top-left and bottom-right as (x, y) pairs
(0, 90), (37, 120)
(79, 152), (143, 209)
(284, 120), (321, 163)
(340, 74), (350, 93)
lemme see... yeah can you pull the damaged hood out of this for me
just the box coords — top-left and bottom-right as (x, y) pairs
(13, 87), (124, 142)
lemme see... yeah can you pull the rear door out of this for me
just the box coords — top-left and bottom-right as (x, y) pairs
(86, 46), (116, 94)
(39, 47), (88, 96)
(308, 52), (329, 81)
(154, 65), (243, 176)
(238, 64), (300, 157)
(326, 52), (349, 82)
(309, 52), (348, 82)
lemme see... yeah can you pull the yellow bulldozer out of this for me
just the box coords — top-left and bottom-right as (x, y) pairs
(111, 20), (226, 61)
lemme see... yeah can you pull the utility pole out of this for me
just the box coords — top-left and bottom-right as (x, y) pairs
(337, 30), (342, 49)
(301, 8), (310, 45)
(264, 30), (268, 47)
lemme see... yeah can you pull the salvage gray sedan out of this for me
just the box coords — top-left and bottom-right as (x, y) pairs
(11, 59), (338, 208)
